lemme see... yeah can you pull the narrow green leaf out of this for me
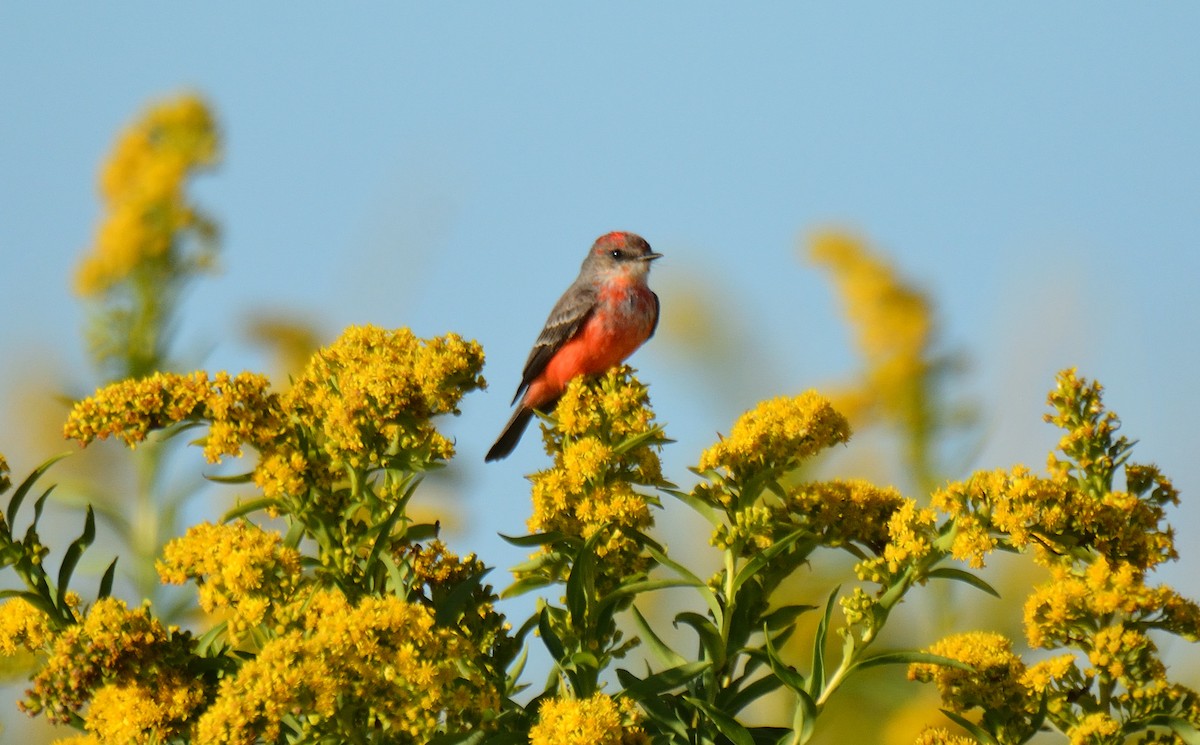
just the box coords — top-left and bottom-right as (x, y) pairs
(500, 575), (554, 600)
(366, 477), (421, 572)
(57, 506), (96, 607)
(221, 497), (281, 522)
(630, 604), (688, 668)
(537, 607), (566, 663)
(204, 471), (254, 484)
(731, 527), (813, 595)
(98, 557), (118, 600)
(404, 522), (440, 542)
(633, 690), (691, 739)
(939, 709), (1000, 744)
(790, 687), (819, 744)
(849, 651), (973, 676)
(926, 567), (1001, 598)
(565, 536), (600, 633)
(617, 661), (710, 697)
(6, 452), (70, 526)
(661, 487), (722, 527)
(720, 672), (784, 715)
(762, 603), (818, 631)
(763, 623), (807, 695)
(435, 569), (490, 627)
(644, 541), (722, 624)
(675, 611), (725, 669)
(597, 577), (699, 616)
(499, 531), (575, 548)
(684, 696), (755, 745)
(808, 586), (840, 697)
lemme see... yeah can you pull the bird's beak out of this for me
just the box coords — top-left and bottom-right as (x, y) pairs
(641, 252), (664, 262)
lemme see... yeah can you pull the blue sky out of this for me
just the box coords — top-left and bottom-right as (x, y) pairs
(2, 3), (1199, 728)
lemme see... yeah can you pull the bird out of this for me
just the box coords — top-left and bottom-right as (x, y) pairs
(485, 231), (662, 461)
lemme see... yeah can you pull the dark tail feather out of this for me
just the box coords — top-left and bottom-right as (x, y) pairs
(485, 407), (534, 462)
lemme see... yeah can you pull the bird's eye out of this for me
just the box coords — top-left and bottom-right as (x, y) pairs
(610, 250), (623, 259)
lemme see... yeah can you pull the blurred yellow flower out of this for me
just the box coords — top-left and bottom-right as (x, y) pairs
(76, 94), (218, 297)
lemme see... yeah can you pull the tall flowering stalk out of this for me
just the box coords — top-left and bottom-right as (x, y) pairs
(910, 370), (1200, 744)
(2, 326), (511, 744)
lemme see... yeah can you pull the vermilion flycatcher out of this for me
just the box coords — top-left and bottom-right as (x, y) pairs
(485, 231), (662, 461)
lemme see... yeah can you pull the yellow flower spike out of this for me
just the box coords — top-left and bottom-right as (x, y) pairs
(76, 93), (219, 297)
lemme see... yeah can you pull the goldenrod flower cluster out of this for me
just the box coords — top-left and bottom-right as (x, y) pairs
(194, 589), (500, 744)
(529, 693), (648, 745)
(64, 326), (485, 504)
(697, 391), (850, 479)
(913, 370), (1200, 743)
(64, 370), (281, 462)
(909, 632), (1038, 718)
(157, 521), (301, 644)
(22, 597), (203, 740)
(0, 597), (52, 656)
(286, 325), (485, 471)
(526, 367), (662, 585)
(75, 94), (218, 297)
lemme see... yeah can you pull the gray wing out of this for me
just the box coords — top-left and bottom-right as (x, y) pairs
(511, 281), (598, 405)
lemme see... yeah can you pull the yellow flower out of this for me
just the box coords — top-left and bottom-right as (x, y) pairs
(24, 598), (200, 729)
(698, 391), (850, 477)
(784, 479), (906, 552)
(84, 675), (206, 745)
(63, 370), (281, 462)
(913, 728), (978, 745)
(910, 631), (1035, 717)
(529, 693), (648, 745)
(881, 500), (938, 574)
(0, 597), (53, 655)
(157, 521), (300, 644)
(195, 590), (499, 744)
(285, 325), (485, 467)
(1067, 712), (1121, 745)
(76, 93), (218, 296)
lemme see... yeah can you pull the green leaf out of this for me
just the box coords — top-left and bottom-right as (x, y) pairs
(763, 623), (807, 695)
(404, 522), (440, 542)
(633, 690), (691, 739)
(675, 611), (725, 669)
(500, 575), (554, 600)
(57, 505), (96, 608)
(596, 577), (699, 616)
(499, 530), (576, 548)
(565, 535), (600, 633)
(661, 487), (721, 527)
(684, 696), (755, 745)
(221, 497), (281, 522)
(808, 586), (840, 697)
(630, 604), (688, 669)
(926, 567), (1001, 598)
(848, 650), (973, 676)
(6, 452), (69, 527)
(731, 527), (814, 596)
(537, 606), (566, 663)
(204, 470), (255, 484)
(721, 671), (784, 715)
(616, 661), (710, 697)
(644, 541), (722, 624)
(98, 557), (118, 600)
(435, 569), (490, 627)
(789, 687), (819, 744)
(366, 477), (422, 573)
(939, 709), (1000, 744)
(762, 603), (818, 631)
